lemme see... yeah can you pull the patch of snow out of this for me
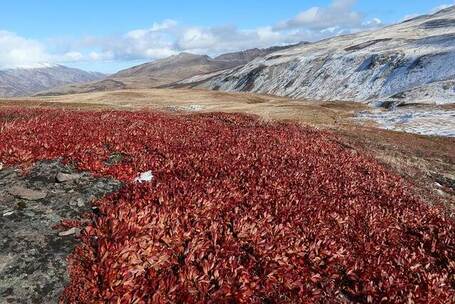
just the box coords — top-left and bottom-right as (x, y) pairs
(134, 171), (154, 183)
(436, 189), (447, 196)
(356, 108), (455, 137)
(10, 63), (59, 70)
(184, 104), (204, 111)
(381, 78), (455, 106)
(168, 104), (205, 112)
(2, 211), (14, 217)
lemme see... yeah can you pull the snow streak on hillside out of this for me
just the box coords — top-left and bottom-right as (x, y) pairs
(357, 108), (455, 137)
(190, 7), (455, 107)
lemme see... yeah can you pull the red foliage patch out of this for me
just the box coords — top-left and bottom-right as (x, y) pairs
(0, 107), (454, 303)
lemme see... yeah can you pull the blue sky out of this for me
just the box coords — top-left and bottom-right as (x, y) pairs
(0, 1), (453, 73)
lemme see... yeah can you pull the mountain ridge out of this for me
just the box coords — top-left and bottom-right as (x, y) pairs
(180, 6), (455, 106)
(35, 43), (304, 96)
(0, 65), (105, 98)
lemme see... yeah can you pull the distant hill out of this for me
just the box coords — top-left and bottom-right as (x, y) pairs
(37, 44), (303, 96)
(183, 6), (455, 106)
(111, 52), (237, 86)
(0, 65), (105, 98)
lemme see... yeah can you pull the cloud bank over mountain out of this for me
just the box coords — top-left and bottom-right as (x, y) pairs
(0, 0), (451, 71)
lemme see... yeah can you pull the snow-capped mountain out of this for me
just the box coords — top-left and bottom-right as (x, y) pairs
(185, 6), (455, 106)
(0, 65), (105, 98)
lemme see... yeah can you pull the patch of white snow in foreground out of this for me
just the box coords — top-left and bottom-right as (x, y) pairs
(134, 171), (154, 183)
(356, 108), (455, 137)
(184, 104), (204, 112)
(167, 104), (205, 112)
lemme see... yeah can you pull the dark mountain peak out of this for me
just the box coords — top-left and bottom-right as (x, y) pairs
(171, 52), (211, 61)
(214, 43), (306, 62)
(112, 52), (214, 79)
(403, 5), (455, 24)
(432, 5), (455, 16)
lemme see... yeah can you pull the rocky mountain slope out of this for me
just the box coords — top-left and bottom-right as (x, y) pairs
(37, 44), (302, 96)
(0, 65), (105, 97)
(212, 44), (306, 66)
(184, 6), (455, 106)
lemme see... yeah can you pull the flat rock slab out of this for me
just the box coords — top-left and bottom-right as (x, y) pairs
(58, 227), (81, 237)
(0, 160), (121, 303)
(55, 172), (81, 183)
(8, 186), (47, 201)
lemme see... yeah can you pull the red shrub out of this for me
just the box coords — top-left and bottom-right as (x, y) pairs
(0, 107), (453, 303)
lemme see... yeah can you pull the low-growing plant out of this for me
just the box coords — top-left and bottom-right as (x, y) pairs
(0, 107), (453, 303)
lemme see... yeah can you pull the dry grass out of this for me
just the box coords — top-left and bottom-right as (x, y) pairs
(0, 88), (365, 125)
(335, 125), (455, 211)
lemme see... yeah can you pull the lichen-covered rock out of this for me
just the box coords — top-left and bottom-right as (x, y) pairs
(55, 172), (81, 183)
(0, 160), (120, 303)
(7, 186), (47, 201)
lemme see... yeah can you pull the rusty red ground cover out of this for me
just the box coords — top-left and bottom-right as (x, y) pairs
(0, 107), (454, 303)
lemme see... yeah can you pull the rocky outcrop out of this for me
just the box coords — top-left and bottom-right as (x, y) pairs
(213, 42), (306, 66)
(384, 78), (455, 106)
(187, 6), (455, 107)
(0, 160), (120, 303)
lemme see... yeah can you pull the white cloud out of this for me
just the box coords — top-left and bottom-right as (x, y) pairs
(0, 30), (50, 69)
(175, 25), (288, 53)
(0, 0), (390, 70)
(63, 51), (83, 61)
(89, 51), (113, 61)
(150, 19), (178, 32)
(88, 23), (293, 62)
(3, 1), (455, 71)
(364, 18), (383, 27)
(179, 28), (217, 49)
(144, 48), (178, 58)
(273, 0), (380, 32)
(126, 19), (178, 39)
